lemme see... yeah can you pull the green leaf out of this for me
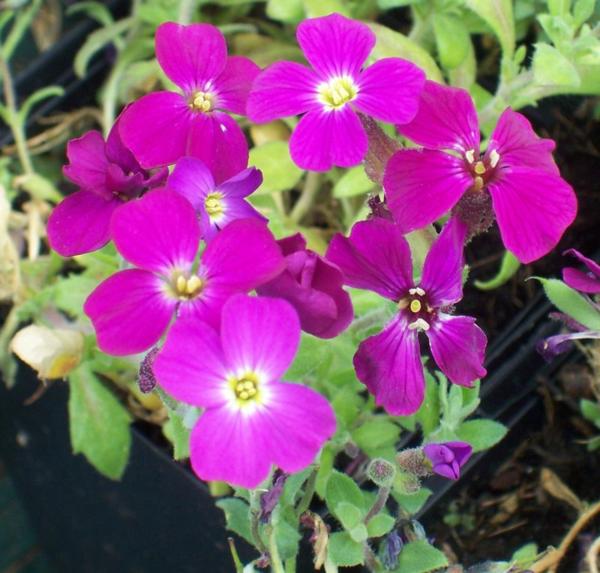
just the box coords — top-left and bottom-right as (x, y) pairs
(327, 532), (364, 567)
(274, 506), (302, 560)
(162, 410), (190, 460)
(351, 419), (400, 457)
(325, 471), (366, 518)
(547, 0), (571, 16)
(392, 487), (432, 515)
(573, 0), (596, 27)
(335, 501), (363, 530)
(333, 166), (374, 198)
(511, 542), (539, 567)
(17, 173), (62, 202)
(249, 141), (303, 194)
(67, 1), (115, 26)
(282, 468), (311, 506)
(216, 498), (254, 546)
(432, 13), (471, 69)
(315, 444), (335, 498)
(349, 523), (368, 543)
(465, 0), (515, 57)
(69, 364), (131, 480)
(74, 18), (134, 77)
(475, 251), (520, 290)
(581, 399), (600, 428)
(456, 419), (507, 452)
(393, 540), (448, 573)
(536, 278), (600, 330)
(303, 0), (350, 17)
(18, 86), (64, 124)
(53, 275), (98, 318)
(266, 0), (304, 22)
(533, 43), (581, 87)
(368, 23), (444, 82)
(367, 514), (395, 538)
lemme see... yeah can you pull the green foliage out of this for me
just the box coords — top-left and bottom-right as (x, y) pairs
(475, 251), (520, 291)
(333, 166), (375, 198)
(249, 141), (304, 194)
(536, 278), (600, 330)
(68, 364), (131, 480)
(456, 419), (508, 452)
(393, 540), (449, 573)
(327, 531), (365, 566)
(433, 13), (472, 70)
(216, 498), (254, 546)
(465, 0), (515, 57)
(162, 410), (191, 460)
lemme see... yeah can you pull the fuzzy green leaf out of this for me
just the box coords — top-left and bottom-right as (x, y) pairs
(249, 141), (303, 193)
(216, 498), (254, 546)
(162, 410), (190, 460)
(533, 43), (581, 87)
(433, 13), (471, 69)
(466, 0), (515, 56)
(325, 471), (366, 518)
(333, 166), (375, 197)
(393, 540), (448, 573)
(327, 532), (364, 567)
(69, 364), (131, 480)
(456, 419), (507, 452)
(335, 501), (363, 530)
(367, 514), (395, 538)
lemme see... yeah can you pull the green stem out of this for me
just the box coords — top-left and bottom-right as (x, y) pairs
(268, 526), (285, 573)
(284, 557), (297, 573)
(364, 486), (391, 525)
(290, 171), (321, 224)
(178, 0), (197, 24)
(227, 538), (244, 573)
(0, 54), (33, 174)
(295, 469), (317, 518)
(250, 508), (269, 556)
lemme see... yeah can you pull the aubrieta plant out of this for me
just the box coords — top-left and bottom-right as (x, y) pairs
(7, 3), (595, 572)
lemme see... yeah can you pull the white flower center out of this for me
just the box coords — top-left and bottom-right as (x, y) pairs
(317, 75), (358, 110)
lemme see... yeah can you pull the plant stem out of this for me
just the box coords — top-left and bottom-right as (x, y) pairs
(290, 171), (321, 224)
(178, 0), (197, 24)
(295, 469), (318, 518)
(363, 543), (380, 572)
(227, 538), (244, 573)
(364, 486), (391, 525)
(0, 55), (33, 175)
(268, 526), (285, 573)
(284, 557), (297, 573)
(250, 508), (269, 556)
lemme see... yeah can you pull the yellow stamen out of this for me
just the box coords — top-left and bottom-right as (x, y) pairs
(408, 318), (430, 331)
(190, 91), (213, 112)
(205, 192), (224, 219)
(173, 273), (204, 299)
(473, 161), (486, 175)
(318, 76), (358, 110)
(409, 299), (422, 313)
(232, 374), (260, 404)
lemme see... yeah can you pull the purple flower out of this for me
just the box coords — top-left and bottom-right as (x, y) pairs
(537, 331), (600, 361)
(47, 119), (167, 256)
(257, 234), (353, 339)
(84, 190), (284, 356)
(166, 157), (266, 241)
(247, 13), (425, 171)
(562, 249), (600, 294)
(153, 294), (336, 488)
(119, 22), (260, 183)
(383, 80), (577, 263)
(326, 216), (487, 415)
(423, 442), (472, 480)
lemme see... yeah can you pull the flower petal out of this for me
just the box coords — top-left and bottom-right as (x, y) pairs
(220, 294), (300, 381)
(105, 113), (141, 173)
(562, 268), (600, 294)
(420, 217), (467, 307)
(326, 218), (413, 300)
(47, 191), (119, 257)
(296, 13), (374, 79)
(397, 80), (480, 153)
(257, 382), (336, 474)
(218, 167), (262, 198)
(187, 111), (249, 184)
(354, 315), (425, 416)
(155, 22), (227, 93)
(167, 156), (216, 212)
(119, 91), (193, 169)
(247, 61), (319, 123)
(214, 55), (261, 115)
(62, 131), (109, 193)
(487, 108), (558, 174)
(153, 317), (228, 408)
(354, 58), (425, 124)
(384, 149), (471, 233)
(84, 269), (175, 356)
(111, 189), (200, 273)
(426, 314), (487, 386)
(290, 107), (367, 171)
(488, 167), (577, 263)
(201, 218), (285, 293)
(190, 406), (272, 488)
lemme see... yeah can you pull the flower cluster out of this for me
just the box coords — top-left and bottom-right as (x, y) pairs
(46, 12), (577, 488)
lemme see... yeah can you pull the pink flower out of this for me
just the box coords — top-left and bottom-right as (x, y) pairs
(423, 442), (472, 480)
(562, 249), (600, 294)
(153, 294), (336, 488)
(247, 13), (425, 171)
(327, 217), (487, 415)
(119, 22), (260, 183)
(84, 190), (284, 356)
(383, 80), (577, 263)
(47, 118), (167, 256)
(167, 157), (266, 241)
(257, 233), (353, 338)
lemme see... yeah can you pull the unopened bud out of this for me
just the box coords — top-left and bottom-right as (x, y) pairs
(138, 347), (159, 393)
(367, 458), (396, 487)
(396, 447), (430, 477)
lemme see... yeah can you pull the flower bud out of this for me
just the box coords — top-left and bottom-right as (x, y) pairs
(138, 347), (159, 393)
(423, 442), (472, 480)
(396, 447), (430, 477)
(367, 458), (396, 487)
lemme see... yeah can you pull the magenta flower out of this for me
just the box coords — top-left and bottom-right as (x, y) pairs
(247, 13), (425, 171)
(257, 233), (353, 338)
(119, 22), (260, 183)
(47, 119), (167, 256)
(153, 294), (336, 488)
(383, 80), (577, 263)
(562, 249), (600, 294)
(84, 190), (284, 356)
(167, 157), (266, 241)
(423, 442), (472, 480)
(327, 217), (487, 415)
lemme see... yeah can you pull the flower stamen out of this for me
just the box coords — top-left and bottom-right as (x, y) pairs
(489, 149), (500, 168)
(190, 91), (213, 113)
(205, 192), (225, 219)
(230, 372), (261, 406)
(408, 318), (430, 331)
(172, 273), (204, 299)
(318, 76), (358, 110)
